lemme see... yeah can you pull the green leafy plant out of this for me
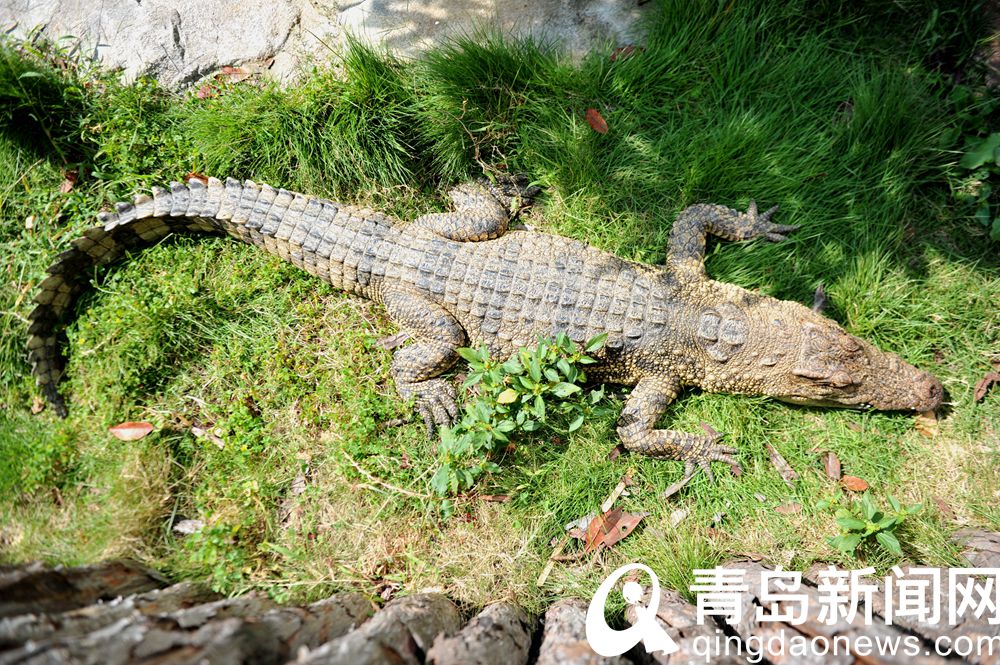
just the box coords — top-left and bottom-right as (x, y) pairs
(431, 333), (611, 499)
(817, 492), (922, 557)
(954, 132), (1000, 240)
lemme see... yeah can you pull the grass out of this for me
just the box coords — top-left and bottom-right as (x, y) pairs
(1, 0), (998, 614)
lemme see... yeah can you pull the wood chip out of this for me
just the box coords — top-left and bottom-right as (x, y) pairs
(765, 443), (798, 488)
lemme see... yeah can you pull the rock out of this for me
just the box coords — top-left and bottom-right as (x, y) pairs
(0, 0), (652, 89)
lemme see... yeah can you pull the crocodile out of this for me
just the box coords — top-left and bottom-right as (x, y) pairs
(27, 175), (943, 479)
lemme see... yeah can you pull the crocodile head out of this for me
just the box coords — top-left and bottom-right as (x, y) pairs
(695, 297), (943, 412)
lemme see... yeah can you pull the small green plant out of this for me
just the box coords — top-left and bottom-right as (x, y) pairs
(431, 333), (611, 500)
(953, 132), (1000, 241)
(817, 492), (922, 557)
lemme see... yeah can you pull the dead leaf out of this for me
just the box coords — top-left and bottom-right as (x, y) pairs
(765, 443), (799, 488)
(974, 372), (1000, 402)
(775, 502), (802, 515)
(661, 473), (693, 499)
(753, 492), (767, 502)
(914, 410), (938, 438)
(375, 331), (410, 350)
(108, 421), (154, 441)
(584, 508), (647, 553)
(191, 425), (225, 449)
(585, 108), (608, 134)
(932, 495), (955, 521)
(608, 443), (626, 461)
(24, 214), (35, 230)
(610, 45), (644, 61)
(822, 451), (841, 480)
(218, 65), (251, 83)
(59, 169), (78, 193)
(480, 494), (510, 502)
(840, 475), (869, 492)
(845, 421), (862, 433)
(196, 84), (216, 99)
(669, 509), (688, 527)
(30, 396), (45, 414)
(186, 171), (209, 185)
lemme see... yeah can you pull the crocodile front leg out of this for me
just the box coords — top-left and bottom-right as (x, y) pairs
(382, 288), (465, 434)
(414, 174), (540, 241)
(617, 377), (740, 481)
(667, 201), (797, 280)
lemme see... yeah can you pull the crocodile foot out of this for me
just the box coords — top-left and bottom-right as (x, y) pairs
(742, 200), (798, 243)
(680, 423), (741, 482)
(483, 174), (542, 211)
(397, 378), (458, 436)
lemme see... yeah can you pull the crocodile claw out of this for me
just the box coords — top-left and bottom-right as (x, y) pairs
(746, 200), (798, 243)
(681, 423), (740, 482)
(400, 378), (458, 436)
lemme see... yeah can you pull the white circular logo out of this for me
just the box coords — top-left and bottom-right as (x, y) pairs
(585, 563), (680, 657)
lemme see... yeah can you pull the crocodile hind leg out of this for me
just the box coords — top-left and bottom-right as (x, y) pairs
(414, 174), (540, 241)
(382, 288), (465, 434)
(667, 201), (798, 280)
(617, 377), (741, 481)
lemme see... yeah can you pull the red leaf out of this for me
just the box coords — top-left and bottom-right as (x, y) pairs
(109, 421), (154, 441)
(840, 475), (869, 492)
(584, 508), (646, 553)
(585, 108), (608, 134)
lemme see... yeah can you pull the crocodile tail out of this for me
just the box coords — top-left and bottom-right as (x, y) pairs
(27, 176), (310, 416)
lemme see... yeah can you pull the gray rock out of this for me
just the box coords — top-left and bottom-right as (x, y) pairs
(1, 0), (651, 89)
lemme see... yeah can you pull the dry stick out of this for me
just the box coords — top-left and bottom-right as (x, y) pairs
(536, 535), (570, 586)
(340, 450), (434, 500)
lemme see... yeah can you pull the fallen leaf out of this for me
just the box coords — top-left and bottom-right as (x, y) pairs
(108, 421), (154, 441)
(196, 84), (216, 99)
(775, 502), (802, 515)
(845, 421), (862, 433)
(841, 475), (869, 492)
(30, 396), (45, 414)
(565, 512), (595, 537)
(669, 509), (688, 527)
(610, 44), (644, 61)
(765, 443), (799, 488)
(59, 169), (78, 193)
(480, 494), (510, 502)
(585, 108), (609, 134)
(191, 425), (225, 449)
(218, 65), (251, 83)
(661, 473), (693, 499)
(584, 508), (646, 553)
(607, 443), (626, 461)
(24, 214), (35, 230)
(822, 451), (841, 480)
(375, 331), (410, 350)
(932, 495), (955, 521)
(974, 372), (1000, 402)
(186, 171), (209, 185)
(914, 410), (938, 438)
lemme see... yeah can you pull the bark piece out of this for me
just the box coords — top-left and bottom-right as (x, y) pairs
(536, 599), (628, 665)
(426, 602), (534, 665)
(625, 587), (748, 664)
(293, 593), (460, 665)
(0, 560), (167, 618)
(954, 528), (1000, 568)
(0, 582), (217, 648)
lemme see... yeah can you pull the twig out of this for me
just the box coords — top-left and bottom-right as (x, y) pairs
(341, 449), (434, 500)
(536, 535), (570, 586)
